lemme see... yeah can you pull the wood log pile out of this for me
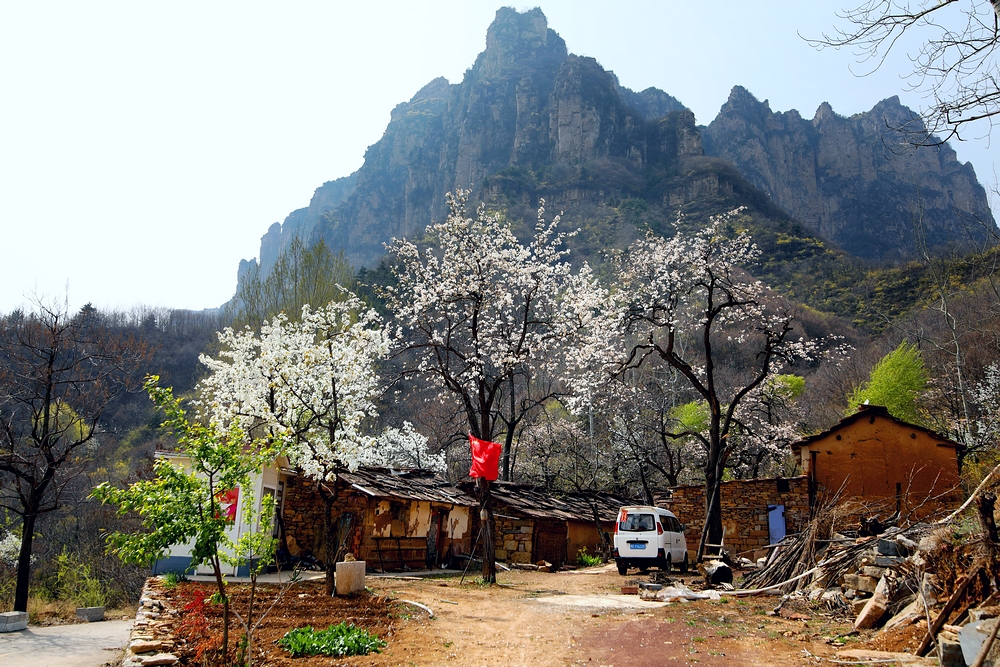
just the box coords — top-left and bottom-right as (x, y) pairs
(740, 491), (1000, 665)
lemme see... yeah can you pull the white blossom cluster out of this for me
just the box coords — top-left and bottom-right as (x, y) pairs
(0, 530), (19, 568)
(198, 292), (391, 480)
(384, 190), (606, 435)
(369, 421), (446, 472)
(611, 210), (820, 391)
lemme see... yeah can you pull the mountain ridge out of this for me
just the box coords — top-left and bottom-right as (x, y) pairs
(235, 7), (995, 308)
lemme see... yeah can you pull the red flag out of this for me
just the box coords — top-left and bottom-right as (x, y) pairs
(468, 434), (501, 481)
(215, 487), (240, 523)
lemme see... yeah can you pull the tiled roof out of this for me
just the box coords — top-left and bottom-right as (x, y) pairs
(339, 467), (477, 506)
(462, 481), (635, 522)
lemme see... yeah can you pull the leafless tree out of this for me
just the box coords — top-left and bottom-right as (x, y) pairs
(812, 1), (1000, 143)
(0, 298), (148, 611)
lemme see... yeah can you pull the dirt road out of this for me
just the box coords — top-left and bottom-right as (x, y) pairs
(361, 564), (856, 667)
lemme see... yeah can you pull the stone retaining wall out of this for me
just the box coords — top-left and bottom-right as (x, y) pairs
(121, 579), (179, 667)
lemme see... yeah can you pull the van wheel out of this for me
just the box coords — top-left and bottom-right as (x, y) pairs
(678, 552), (689, 573)
(664, 554), (672, 573)
(616, 560), (628, 576)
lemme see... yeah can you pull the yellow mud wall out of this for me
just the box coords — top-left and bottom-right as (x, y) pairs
(407, 501), (432, 537)
(802, 415), (961, 517)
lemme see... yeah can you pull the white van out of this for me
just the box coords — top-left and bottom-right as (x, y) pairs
(613, 505), (688, 575)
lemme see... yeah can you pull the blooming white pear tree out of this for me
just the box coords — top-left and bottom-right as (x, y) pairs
(198, 293), (391, 594)
(611, 209), (823, 559)
(384, 190), (605, 581)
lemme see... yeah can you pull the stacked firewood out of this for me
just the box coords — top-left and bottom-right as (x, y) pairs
(740, 490), (1000, 666)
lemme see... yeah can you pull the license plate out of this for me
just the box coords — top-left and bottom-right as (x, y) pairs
(629, 543), (646, 550)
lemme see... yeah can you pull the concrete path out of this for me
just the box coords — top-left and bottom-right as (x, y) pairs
(0, 620), (132, 667)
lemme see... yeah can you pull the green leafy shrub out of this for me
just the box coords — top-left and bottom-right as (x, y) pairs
(161, 572), (187, 589)
(37, 549), (107, 608)
(278, 623), (386, 657)
(575, 547), (602, 567)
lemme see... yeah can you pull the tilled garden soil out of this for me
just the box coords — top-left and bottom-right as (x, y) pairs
(157, 566), (875, 666)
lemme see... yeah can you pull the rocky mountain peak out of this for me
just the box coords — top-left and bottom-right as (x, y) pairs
(813, 101), (836, 122)
(390, 76), (451, 122)
(479, 7), (567, 78)
(705, 89), (994, 259)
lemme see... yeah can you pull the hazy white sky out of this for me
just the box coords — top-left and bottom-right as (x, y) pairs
(1, 2), (995, 314)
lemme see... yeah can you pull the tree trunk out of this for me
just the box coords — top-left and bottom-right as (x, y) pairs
(323, 493), (337, 596)
(978, 491), (999, 559)
(697, 467), (724, 561)
(501, 375), (515, 481)
(476, 477), (497, 584)
(638, 460), (654, 506)
(13, 511), (36, 612)
(210, 554), (230, 660)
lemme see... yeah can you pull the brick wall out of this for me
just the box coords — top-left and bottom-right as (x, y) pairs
(661, 476), (810, 558)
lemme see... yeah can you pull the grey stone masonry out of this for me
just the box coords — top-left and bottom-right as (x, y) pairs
(0, 611), (28, 632)
(122, 580), (179, 667)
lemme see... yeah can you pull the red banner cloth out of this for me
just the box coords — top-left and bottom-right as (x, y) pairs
(468, 434), (501, 481)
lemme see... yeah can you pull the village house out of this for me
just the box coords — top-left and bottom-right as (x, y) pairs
(464, 482), (631, 568)
(790, 404), (963, 521)
(152, 461), (475, 575)
(282, 467), (476, 572)
(151, 452), (291, 577)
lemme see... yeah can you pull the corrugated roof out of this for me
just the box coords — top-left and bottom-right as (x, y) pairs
(340, 467), (477, 506)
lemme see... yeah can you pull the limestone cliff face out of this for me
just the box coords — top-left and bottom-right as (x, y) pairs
(238, 171), (358, 283)
(237, 8), (996, 291)
(704, 86), (994, 259)
(302, 7), (703, 268)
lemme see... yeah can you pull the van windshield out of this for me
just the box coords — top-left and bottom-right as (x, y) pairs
(619, 513), (655, 532)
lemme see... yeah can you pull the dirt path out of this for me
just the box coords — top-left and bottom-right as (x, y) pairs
(360, 565), (857, 666)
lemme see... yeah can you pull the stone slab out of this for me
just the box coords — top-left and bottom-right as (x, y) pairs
(835, 649), (937, 666)
(335, 560), (366, 595)
(0, 611), (28, 632)
(959, 619), (1000, 666)
(937, 638), (965, 667)
(76, 606), (105, 622)
(854, 576), (889, 630)
(843, 573), (879, 593)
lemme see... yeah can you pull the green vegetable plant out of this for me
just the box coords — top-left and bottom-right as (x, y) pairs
(278, 622), (386, 657)
(575, 547), (602, 567)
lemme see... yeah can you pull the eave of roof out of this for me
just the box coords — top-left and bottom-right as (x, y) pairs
(789, 405), (960, 451)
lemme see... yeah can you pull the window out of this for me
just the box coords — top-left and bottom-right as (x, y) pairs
(619, 513), (655, 532)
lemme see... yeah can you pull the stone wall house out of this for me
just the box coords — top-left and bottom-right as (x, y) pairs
(283, 467), (475, 572)
(656, 476), (811, 559)
(464, 482), (631, 568)
(790, 404), (963, 522)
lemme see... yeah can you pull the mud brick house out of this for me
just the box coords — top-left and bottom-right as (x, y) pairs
(464, 482), (632, 568)
(790, 404), (963, 520)
(282, 467), (476, 572)
(657, 476), (811, 559)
